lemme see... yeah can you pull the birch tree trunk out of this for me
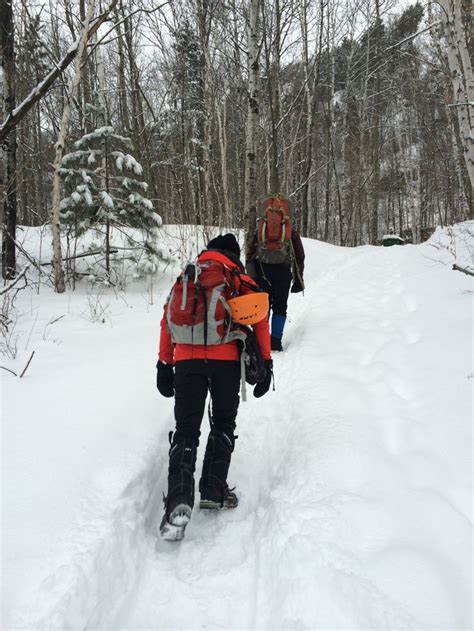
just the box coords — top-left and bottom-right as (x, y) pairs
(428, 1), (470, 220)
(447, 105), (470, 219)
(439, 0), (474, 207)
(216, 81), (230, 227)
(244, 0), (260, 252)
(50, 0), (96, 293)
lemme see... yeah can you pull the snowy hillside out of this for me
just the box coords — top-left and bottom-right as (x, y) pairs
(2, 224), (473, 630)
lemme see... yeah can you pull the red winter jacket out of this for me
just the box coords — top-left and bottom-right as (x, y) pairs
(159, 250), (271, 365)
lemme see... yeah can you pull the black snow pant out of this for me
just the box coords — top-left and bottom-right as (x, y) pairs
(166, 359), (240, 509)
(257, 261), (292, 317)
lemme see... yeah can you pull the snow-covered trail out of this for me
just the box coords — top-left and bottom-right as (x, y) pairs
(3, 234), (472, 630)
(118, 243), (471, 630)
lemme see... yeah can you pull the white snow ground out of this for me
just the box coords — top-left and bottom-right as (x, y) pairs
(2, 224), (473, 630)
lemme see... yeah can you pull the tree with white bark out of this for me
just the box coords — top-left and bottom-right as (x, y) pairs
(50, 0), (98, 293)
(244, 0), (261, 250)
(436, 0), (473, 213)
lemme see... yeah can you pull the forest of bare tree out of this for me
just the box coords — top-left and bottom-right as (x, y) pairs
(1, 0), (472, 283)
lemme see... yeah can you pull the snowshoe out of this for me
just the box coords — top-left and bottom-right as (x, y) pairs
(160, 496), (192, 541)
(199, 486), (238, 510)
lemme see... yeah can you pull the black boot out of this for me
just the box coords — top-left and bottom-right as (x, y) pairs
(199, 430), (238, 509)
(270, 335), (283, 352)
(161, 438), (197, 540)
(160, 495), (192, 541)
(200, 485), (239, 510)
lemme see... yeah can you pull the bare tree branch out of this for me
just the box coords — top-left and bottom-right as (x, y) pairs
(0, 266), (29, 296)
(0, 365), (17, 376)
(19, 350), (35, 378)
(0, 0), (119, 144)
(453, 264), (474, 276)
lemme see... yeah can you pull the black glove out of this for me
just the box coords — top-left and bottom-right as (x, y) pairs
(253, 359), (273, 398)
(291, 276), (304, 293)
(156, 361), (174, 398)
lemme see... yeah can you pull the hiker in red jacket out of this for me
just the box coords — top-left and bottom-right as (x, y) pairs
(246, 197), (305, 352)
(156, 233), (272, 540)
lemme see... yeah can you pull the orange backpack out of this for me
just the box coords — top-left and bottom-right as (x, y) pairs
(256, 196), (292, 264)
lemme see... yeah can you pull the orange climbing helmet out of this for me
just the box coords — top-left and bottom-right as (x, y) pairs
(228, 292), (269, 325)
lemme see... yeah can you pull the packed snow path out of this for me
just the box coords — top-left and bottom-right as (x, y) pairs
(3, 231), (472, 630)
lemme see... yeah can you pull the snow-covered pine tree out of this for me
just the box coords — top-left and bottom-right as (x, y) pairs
(59, 117), (162, 283)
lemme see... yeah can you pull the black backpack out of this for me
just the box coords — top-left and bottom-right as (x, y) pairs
(239, 327), (266, 384)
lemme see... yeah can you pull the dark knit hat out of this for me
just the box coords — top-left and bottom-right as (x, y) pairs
(206, 233), (241, 259)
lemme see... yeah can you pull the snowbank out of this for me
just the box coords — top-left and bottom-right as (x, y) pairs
(2, 225), (472, 630)
(425, 220), (474, 272)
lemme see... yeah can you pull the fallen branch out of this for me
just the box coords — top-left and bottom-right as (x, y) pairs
(453, 264), (474, 277)
(0, 365), (18, 376)
(48, 315), (65, 326)
(40, 248), (118, 266)
(12, 238), (44, 273)
(19, 351), (35, 378)
(0, 267), (29, 296)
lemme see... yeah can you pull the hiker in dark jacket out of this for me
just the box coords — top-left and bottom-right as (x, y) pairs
(156, 233), (272, 541)
(246, 227), (305, 352)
